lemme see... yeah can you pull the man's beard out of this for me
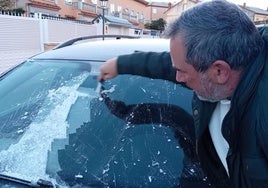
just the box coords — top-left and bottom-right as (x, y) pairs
(195, 74), (225, 103)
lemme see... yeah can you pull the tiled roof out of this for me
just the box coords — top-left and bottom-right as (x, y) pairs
(135, 0), (149, 5)
(105, 15), (133, 27)
(92, 15), (133, 28)
(148, 2), (169, 7)
(29, 0), (61, 10)
(240, 6), (268, 15)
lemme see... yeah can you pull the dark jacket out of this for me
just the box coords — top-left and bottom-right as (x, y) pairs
(116, 27), (268, 188)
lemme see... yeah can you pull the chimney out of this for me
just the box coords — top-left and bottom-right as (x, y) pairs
(243, 3), (246, 8)
(168, 2), (172, 9)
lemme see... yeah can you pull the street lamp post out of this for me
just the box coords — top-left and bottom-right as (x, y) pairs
(100, 0), (108, 40)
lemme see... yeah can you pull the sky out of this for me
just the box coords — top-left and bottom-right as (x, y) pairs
(146, 0), (268, 10)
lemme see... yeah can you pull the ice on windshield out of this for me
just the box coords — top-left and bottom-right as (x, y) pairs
(55, 76), (191, 187)
(0, 70), (194, 187)
(0, 72), (92, 182)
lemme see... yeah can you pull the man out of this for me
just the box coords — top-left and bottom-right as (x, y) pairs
(98, 0), (268, 187)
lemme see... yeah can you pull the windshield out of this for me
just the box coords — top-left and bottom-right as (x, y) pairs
(0, 59), (193, 187)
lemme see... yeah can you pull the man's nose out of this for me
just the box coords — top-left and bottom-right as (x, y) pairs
(176, 72), (186, 82)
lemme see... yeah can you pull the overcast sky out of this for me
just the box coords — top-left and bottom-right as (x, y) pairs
(146, 0), (268, 10)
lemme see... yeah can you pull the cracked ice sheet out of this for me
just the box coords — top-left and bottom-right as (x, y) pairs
(0, 72), (90, 182)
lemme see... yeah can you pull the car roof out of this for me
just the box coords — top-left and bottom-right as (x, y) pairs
(32, 38), (170, 62)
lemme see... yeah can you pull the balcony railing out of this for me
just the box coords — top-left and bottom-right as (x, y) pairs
(82, 2), (96, 12)
(111, 11), (121, 18)
(143, 19), (151, 25)
(0, 10), (26, 17)
(39, 14), (91, 24)
(72, 2), (146, 24)
(130, 15), (137, 20)
(138, 18), (145, 24)
(72, 2), (78, 9)
(96, 6), (108, 15)
(122, 13), (130, 20)
(72, 2), (108, 15)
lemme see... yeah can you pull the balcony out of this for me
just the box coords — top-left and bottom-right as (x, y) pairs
(111, 11), (121, 18)
(82, 2), (96, 12)
(96, 6), (108, 15)
(72, 2), (108, 18)
(72, 2), (145, 24)
(138, 18), (145, 24)
(130, 14), (137, 20)
(28, 0), (61, 11)
(122, 13), (130, 20)
(121, 12), (146, 25)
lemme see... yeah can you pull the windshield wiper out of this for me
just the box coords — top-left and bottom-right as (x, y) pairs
(0, 173), (54, 187)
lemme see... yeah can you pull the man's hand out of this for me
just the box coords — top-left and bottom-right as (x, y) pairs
(98, 57), (118, 81)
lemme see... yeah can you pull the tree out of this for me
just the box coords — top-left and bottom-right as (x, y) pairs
(0, 0), (14, 10)
(144, 18), (167, 33)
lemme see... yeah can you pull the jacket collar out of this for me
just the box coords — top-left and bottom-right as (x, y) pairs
(231, 27), (268, 119)
(220, 27), (268, 146)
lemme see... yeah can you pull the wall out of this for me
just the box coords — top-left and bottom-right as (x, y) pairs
(254, 14), (268, 22)
(165, 0), (197, 26)
(45, 19), (97, 43)
(0, 14), (41, 73)
(147, 4), (168, 22)
(0, 14), (97, 73)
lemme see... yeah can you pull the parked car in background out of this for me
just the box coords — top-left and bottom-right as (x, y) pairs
(0, 36), (194, 187)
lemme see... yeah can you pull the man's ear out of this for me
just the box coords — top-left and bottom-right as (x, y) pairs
(209, 60), (231, 84)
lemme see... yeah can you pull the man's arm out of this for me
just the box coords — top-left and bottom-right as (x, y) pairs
(99, 52), (178, 83)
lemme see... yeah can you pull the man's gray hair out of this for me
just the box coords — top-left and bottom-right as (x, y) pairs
(165, 0), (264, 72)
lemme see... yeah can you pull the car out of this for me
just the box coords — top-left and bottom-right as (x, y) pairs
(0, 35), (194, 187)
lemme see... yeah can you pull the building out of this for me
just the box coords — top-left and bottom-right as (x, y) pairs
(12, 0), (170, 29)
(108, 0), (147, 29)
(6, 0), (172, 37)
(147, 2), (170, 23)
(164, 0), (268, 27)
(15, 0), (61, 17)
(164, 0), (199, 26)
(106, 0), (169, 36)
(239, 3), (268, 25)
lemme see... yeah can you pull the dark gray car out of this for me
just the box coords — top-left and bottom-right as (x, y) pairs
(0, 37), (196, 187)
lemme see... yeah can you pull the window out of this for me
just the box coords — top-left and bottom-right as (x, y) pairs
(65, 0), (72, 5)
(140, 13), (144, 20)
(110, 3), (115, 12)
(183, 3), (187, 11)
(118, 6), (122, 12)
(152, 8), (157, 14)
